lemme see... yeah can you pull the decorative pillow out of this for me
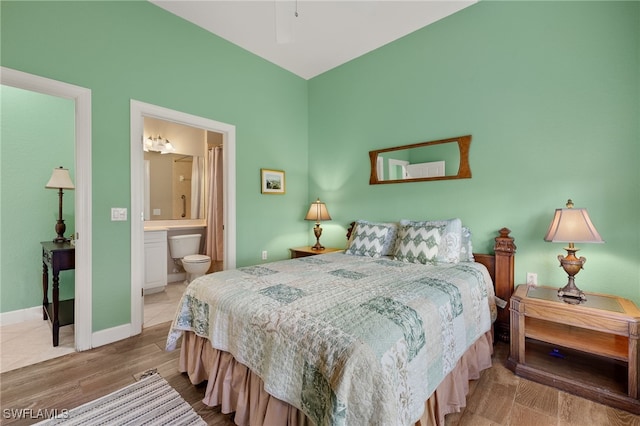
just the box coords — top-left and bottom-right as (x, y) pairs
(400, 218), (463, 263)
(345, 220), (396, 257)
(460, 226), (475, 262)
(394, 223), (443, 264)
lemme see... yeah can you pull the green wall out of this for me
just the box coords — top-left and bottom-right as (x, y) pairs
(1, 1), (309, 330)
(1, 1), (638, 334)
(1, 86), (76, 312)
(308, 1), (640, 304)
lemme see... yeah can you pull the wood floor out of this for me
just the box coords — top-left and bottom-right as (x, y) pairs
(1, 322), (638, 426)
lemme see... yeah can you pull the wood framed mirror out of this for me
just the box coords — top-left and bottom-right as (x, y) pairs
(369, 135), (472, 184)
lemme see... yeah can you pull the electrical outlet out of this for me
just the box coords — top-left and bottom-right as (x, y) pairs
(526, 272), (538, 286)
(261, 250), (268, 260)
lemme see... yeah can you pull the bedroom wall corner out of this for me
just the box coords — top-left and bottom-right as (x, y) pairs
(307, 1), (640, 305)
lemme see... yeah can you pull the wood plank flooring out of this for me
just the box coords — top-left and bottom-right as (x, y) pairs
(1, 322), (638, 426)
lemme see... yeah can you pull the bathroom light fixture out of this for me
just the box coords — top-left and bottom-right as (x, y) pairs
(144, 135), (176, 154)
(544, 199), (604, 301)
(304, 198), (331, 250)
(45, 166), (75, 243)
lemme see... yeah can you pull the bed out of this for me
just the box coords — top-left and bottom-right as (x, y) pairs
(166, 220), (515, 425)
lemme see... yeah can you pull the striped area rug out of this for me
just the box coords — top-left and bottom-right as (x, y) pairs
(37, 370), (206, 425)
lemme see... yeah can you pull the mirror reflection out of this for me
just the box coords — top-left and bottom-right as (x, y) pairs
(143, 117), (222, 221)
(369, 135), (471, 184)
(144, 152), (203, 220)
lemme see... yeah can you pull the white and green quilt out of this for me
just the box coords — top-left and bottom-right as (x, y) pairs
(166, 252), (496, 426)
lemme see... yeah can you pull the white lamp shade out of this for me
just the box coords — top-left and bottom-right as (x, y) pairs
(304, 198), (331, 222)
(544, 207), (603, 243)
(45, 167), (75, 190)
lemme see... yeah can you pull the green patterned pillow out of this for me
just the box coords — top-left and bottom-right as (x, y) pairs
(345, 221), (391, 257)
(394, 223), (443, 264)
(400, 218), (462, 263)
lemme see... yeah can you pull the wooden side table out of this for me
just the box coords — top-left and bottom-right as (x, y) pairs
(41, 241), (75, 347)
(508, 284), (640, 414)
(289, 246), (343, 259)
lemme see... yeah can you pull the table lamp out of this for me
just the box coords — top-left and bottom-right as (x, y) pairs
(304, 198), (331, 250)
(45, 166), (75, 243)
(544, 199), (604, 301)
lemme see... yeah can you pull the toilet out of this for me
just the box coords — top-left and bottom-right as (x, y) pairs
(168, 234), (211, 283)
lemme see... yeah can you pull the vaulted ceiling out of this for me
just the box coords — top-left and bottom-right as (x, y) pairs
(150, 1), (477, 79)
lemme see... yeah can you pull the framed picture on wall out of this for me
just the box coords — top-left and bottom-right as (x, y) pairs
(261, 169), (285, 194)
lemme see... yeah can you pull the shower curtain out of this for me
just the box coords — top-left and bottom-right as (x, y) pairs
(206, 146), (224, 262)
(190, 156), (204, 219)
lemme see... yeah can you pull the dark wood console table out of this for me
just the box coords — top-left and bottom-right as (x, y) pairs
(41, 241), (75, 346)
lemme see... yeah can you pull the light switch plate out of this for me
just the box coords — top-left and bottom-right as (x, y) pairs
(111, 207), (127, 221)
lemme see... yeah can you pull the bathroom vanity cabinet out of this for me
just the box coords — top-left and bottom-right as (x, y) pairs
(144, 229), (167, 294)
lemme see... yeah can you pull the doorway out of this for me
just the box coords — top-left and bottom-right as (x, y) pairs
(129, 100), (236, 335)
(0, 67), (92, 352)
(141, 118), (224, 327)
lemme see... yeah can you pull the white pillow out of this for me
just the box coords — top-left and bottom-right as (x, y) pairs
(345, 220), (396, 257)
(460, 226), (474, 262)
(394, 223), (442, 264)
(400, 218), (463, 263)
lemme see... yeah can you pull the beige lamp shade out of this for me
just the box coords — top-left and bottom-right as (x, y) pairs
(305, 198), (331, 222)
(45, 167), (75, 190)
(544, 204), (603, 244)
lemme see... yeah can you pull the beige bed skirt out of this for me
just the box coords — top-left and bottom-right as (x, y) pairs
(179, 330), (493, 426)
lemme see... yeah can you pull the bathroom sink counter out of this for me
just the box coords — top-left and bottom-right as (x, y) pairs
(144, 219), (205, 230)
(144, 226), (169, 232)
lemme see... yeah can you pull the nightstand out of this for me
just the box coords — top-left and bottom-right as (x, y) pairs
(289, 246), (342, 259)
(41, 241), (75, 347)
(508, 284), (640, 414)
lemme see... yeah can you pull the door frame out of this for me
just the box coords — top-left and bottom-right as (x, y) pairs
(1, 66), (93, 351)
(129, 100), (236, 335)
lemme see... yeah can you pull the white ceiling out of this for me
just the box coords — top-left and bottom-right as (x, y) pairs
(150, 1), (477, 80)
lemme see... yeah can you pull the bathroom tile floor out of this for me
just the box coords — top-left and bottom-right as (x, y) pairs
(143, 280), (189, 328)
(0, 280), (187, 374)
(0, 316), (75, 374)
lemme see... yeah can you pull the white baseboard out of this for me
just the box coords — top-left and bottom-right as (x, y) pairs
(0, 306), (42, 326)
(143, 285), (166, 295)
(168, 272), (186, 283)
(1, 307), (137, 350)
(91, 323), (132, 348)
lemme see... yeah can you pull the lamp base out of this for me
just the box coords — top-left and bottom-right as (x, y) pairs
(557, 278), (586, 301)
(310, 242), (325, 251)
(53, 219), (68, 244)
(556, 246), (587, 301)
(311, 223), (324, 250)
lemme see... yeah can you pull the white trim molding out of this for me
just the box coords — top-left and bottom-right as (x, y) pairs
(1, 67), (93, 352)
(0, 306), (42, 327)
(130, 100), (236, 336)
(91, 323), (131, 348)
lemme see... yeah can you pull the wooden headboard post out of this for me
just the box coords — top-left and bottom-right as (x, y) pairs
(472, 228), (516, 342)
(491, 228), (516, 342)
